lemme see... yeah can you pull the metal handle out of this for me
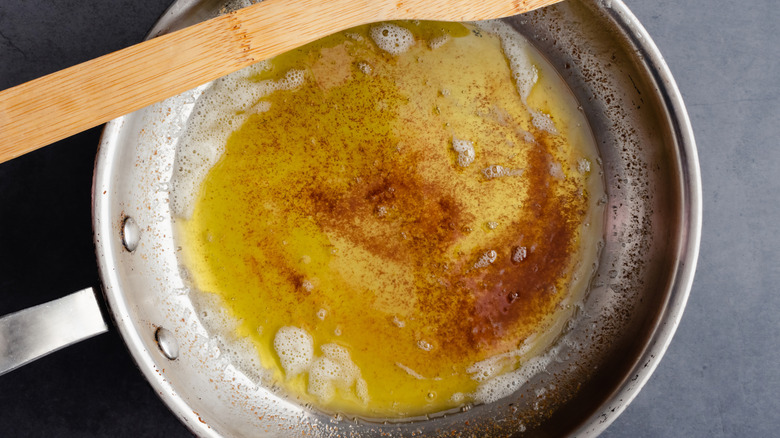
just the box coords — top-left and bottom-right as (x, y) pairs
(0, 287), (108, 375)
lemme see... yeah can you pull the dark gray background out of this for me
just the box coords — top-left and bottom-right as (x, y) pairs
(0, 0), (777, 436)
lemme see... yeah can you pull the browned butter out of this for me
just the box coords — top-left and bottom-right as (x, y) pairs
(177, 20), (604, 418)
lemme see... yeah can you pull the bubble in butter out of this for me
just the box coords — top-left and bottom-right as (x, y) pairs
(174, 20), (605, 419)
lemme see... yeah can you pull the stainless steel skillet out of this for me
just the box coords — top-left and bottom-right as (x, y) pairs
(0, 0), (700, 436)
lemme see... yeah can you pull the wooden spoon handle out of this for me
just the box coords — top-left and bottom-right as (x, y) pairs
(0, 0), (558, 164)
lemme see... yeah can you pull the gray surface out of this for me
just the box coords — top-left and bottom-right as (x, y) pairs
(0, 0), (778, 436)
(605, 1), (780, 436)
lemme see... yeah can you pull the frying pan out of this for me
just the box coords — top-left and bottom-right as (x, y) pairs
(0, 0), (700, 436)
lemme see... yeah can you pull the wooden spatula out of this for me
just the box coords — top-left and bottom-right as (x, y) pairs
(0, 0), (560, 164)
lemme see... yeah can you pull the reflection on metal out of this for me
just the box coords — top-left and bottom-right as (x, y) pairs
(0, 288), (108, 375)
(122, 216), (140, 252)
(155, 327), (179, 360)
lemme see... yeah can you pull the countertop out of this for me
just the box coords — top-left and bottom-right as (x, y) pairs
(1, 0), (778, 436)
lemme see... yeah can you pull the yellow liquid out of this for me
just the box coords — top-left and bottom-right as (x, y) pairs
(178, 22), (601, 418)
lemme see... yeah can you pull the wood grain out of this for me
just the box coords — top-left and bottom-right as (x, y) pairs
(0, 0), (559, 163)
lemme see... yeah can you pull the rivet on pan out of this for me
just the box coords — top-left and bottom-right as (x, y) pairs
(155, 327), (179, 360)
(122, 216), (140, 252)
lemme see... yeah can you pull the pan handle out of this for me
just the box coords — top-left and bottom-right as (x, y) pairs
(0, 287), (108, 375)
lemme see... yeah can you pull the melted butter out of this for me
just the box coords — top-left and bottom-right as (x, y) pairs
(178, 21), (604, 418)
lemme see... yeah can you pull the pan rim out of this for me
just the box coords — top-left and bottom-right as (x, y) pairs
(92, 0), (701, 436)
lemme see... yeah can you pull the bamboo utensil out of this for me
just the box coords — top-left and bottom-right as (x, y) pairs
(0, 0), (560, 164)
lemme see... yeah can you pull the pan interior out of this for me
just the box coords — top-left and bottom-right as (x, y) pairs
(170, 18), (605, 420)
